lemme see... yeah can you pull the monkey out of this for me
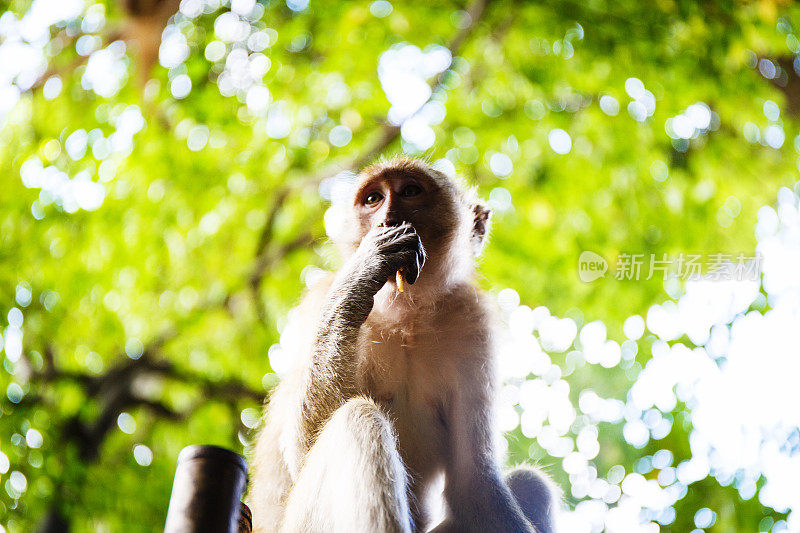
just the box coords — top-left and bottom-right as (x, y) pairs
(248, 157), (558, 532)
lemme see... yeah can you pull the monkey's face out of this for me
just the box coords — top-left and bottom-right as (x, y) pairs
(339, 163), (472, 288)
(355, 169), (459, 249)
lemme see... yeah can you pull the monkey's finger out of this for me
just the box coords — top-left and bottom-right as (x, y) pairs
(402, 233), (425, 285)
(374, 231), (411, 253)
(368, 224), (409, 250)
(401, 235), (423, 284)
(377, 222), (413, 239)
(380, 228), (419, 254)
(415, 237), (426, 271)
(402, 249), (421, 285)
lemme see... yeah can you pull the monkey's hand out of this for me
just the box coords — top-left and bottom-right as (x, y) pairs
(352, 222), (426, 291)
(315, 223), (425, 352)
(328, 223), (425, 326)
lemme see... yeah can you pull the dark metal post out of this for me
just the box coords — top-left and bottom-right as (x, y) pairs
(164, 445), (251, 533)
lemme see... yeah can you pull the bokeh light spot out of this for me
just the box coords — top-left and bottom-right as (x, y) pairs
(548, 129), (572, 154)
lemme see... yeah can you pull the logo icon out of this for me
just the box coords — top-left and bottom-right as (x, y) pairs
(579, 251), (607, 283)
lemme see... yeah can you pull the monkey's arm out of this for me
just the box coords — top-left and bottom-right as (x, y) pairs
(438, 337), (535, 533)
(293, 224), (425, 457)
(294, 269), (376, 454)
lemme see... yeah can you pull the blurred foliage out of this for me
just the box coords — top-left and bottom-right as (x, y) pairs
(1, 0), (800, 530)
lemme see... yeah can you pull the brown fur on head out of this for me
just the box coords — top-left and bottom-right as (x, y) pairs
(328, 157), (491, 291)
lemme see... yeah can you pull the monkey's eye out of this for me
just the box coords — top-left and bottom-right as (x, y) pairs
(364, 192), (383, 205)
(401, 184), (422, 197)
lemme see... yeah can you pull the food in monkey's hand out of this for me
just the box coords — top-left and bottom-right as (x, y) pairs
(395, 268), (405, 292)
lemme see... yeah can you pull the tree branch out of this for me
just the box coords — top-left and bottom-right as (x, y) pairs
(146, 359), (264, 402)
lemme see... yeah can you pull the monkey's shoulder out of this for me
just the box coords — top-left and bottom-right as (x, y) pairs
(301, 272), (337, 303)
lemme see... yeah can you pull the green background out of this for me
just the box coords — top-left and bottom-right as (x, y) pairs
(1, 0), (798, 530)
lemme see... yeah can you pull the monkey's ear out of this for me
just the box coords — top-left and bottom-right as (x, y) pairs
(470, 202), (492, 256)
